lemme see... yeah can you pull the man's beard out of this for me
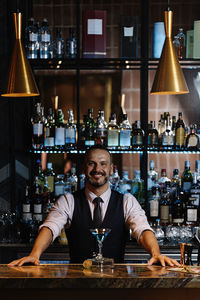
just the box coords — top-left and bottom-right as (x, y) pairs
(85, 171), (109, 187)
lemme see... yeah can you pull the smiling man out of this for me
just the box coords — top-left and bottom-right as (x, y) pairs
(8, 145), (179, 267)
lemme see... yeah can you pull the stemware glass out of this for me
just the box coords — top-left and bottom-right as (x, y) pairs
(90, 228), (114, 269)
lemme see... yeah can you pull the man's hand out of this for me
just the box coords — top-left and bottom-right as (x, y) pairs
(148, 254), (180, 267)
(8, 255), (40, 267)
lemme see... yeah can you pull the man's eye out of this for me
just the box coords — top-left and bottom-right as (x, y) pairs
(88, 162), (94, 166)
(101, 162), (107, 166)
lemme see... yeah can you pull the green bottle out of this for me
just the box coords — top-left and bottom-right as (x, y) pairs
(181, 161), (193, 192)
(85, 108), (95, 148)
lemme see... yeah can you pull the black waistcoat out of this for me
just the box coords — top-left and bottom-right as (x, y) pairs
(66, 189), (127, 263)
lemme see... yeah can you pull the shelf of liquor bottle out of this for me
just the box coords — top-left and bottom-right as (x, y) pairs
(30, 58), (200, 71)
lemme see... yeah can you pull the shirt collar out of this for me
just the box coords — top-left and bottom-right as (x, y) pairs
(85, 186), (111, 205)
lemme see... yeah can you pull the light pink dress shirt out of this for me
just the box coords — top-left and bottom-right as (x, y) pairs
(40, 187), (153, 242)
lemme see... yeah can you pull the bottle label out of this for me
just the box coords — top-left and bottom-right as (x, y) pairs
(173, 218), (184, 224)
(55, 128), (65, 145)
(29, 32), (38, 42)
(41, 33), (50, 42)
(85, 140), (95, 146)
(55, 185), (65, 197)
(160, 205), (169, 222)
(176, 127), (185, 146)
(120, 130), (131, 147)
(187, 208), (197, 222)
(107, 130), (119, 147)
(96, 128), (107, 138)
(132, 135), (143, 146)
(44, 137), (55, 147)
(183, 181), (192, 192)
(22, 213), (32, 221)
(65, 128), (76, 144)
(34, 204), (42, 214)
(33, 123), (43, 136)
(22, 204), (31, 213)
(162, 135), (174, 146)
(148, 134), (158, 146)
(47, 176), (54, 192)
(33, 213), (43, 222)
(150, 200), (159, 217)
(187, 136), (198, 147)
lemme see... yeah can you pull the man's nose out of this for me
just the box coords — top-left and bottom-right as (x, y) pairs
(94, 164), (101, 172)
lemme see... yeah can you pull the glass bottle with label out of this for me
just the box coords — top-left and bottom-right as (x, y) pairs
(190, 172), (200, 207)
(32, 102), (44, 150)
(44, 108), (55, 150)
(66, 28), (77, 58)
(54, 174), (65, 198)
(181, 161), (193, 193)
(149, 186), (160, 222)
(55, 109), (65, 150)
(176, 28), (186, 59)
(85, 108), (95, 148)
(65, 109), (76, 148)
(119, 114), (131, 149)
(148, 121), (158, 149)
(79, 115), (87, 148)
(131, 170), (145, 208)
(95, 110), (107, 146)
(25, 17), (38, 59)
(172, 186), (184, 225)
(39, 18), (51, 59)
(22, 185), (32, 222)
(107, 113), (119, 149)
(148, 160), (158, 191)
(160, 186), (170, 225)
(175, 112), (185, 149)
(119, 171), (132, 194)
(33, 181), (43, 223)
(53, 28), (65, 58)
(185, 124), (199, 150)
(185, 197), (198, 226)
(69, 166), (78, 193)
(45, 162), (55, 193)
(162, 115), (174, 149)
(158, 169), (171, 189)
(131, 120), (144, 149)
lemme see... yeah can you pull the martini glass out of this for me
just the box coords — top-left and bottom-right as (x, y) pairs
(90, 228), (114, 269)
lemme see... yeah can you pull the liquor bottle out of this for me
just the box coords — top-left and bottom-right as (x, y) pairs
(22, 185), (32, 222)
(65, 109), (76, 148)
(149, 186), (160, 221)
(33, 180), (43, 223)
(55, 109), (65, 150)
(172, 185), (184, 225)
(69, 166), (78, 193)
(39, 18), (51, 59)
(176, 28), (186, 59)
(185, 196), (198, 226)
(158, 114), (166, 141)
(42, 176), (52, 220)
(185, 124), (199, 149)
(79, 173), (86, 189)
(160, 186), (170, 225)
(131, 120), (144, 149)
(79, 115), (87, 148)
(158, 169), (171, 188)
(119, 114), (131, 149)
(44, 108), (55, 150)
(35, 159), (45, 188)
(95, 110), (107, 146)
(53, 28), (65, 58)
(162, 115), (174, 149)
(148, 160), (158, 191)
(148, 121), (158, 148)
(119, 171), (132, 194)
(66, 27), (77, 58)
(32, 103), (44, 150)
(190, 172), (200, 207)
(154, 219), (164, 245)
(107, 113), (119, 149)
(25, 17), (38, 59)
(109, 165), (120, 191)
(54, 174), (65, 197)
(85, 108), (95, 147)
(175, 112), (185, 149)
(131, 170), (145, 208)
(195, 160), (200, 183)
(181, 161), (193, 193)
(45, 162), (55, 193)
(171, 168), (181, 197)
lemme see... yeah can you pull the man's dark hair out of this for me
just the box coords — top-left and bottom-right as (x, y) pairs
(84, 145), (112, 163)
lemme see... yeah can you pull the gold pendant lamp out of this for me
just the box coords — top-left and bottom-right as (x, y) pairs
(1, 12), (39, 97)
(150, 9), (189, 95)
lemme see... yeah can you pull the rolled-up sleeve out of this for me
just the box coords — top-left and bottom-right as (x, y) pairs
(39, 193), (74, 242)
(123, 193), (154, 241)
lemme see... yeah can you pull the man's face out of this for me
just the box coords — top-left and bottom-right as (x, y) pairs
(84, 149), (113, 188)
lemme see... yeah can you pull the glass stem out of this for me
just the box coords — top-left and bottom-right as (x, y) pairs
(98, 241), (103, 257)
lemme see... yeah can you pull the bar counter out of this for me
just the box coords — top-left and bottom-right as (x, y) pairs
(1, 264), (200, 300)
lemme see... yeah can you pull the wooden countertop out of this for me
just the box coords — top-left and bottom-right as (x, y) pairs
(0, 264), (200, 289)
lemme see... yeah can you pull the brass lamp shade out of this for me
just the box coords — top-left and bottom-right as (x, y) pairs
(150, 10), (189, 95)
(1, 13), (39, 97)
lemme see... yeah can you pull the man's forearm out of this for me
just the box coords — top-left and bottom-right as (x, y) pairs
(30, 227), (53, 259)
(139, 230), (161, 257)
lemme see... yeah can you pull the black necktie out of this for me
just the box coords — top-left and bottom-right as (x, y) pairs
(93, 197), (103, 228)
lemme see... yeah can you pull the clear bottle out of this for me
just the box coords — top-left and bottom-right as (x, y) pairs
(85, 108), (95, 148)
(148, 160), (158, 191)
(69, 166), (78, 193)
(185, 124), (199, 150)
(181, 161), (193, 193)
(131, 120), (144, 149)
(107, 113), (119, 149)
(175, 112), (185, 149)
(148, 121), (158, 148)
(32, 103), (44, 150)
(55, 109), (65, 150)
(109, 165), (120, 191)
(65, 109), (76, 148)
(162, 115), (174, 149)
(53, 28), (65, 58)
(176, 28), (186, 59)
(39, 18), (51, 59)
(158, 169), (171, 189)
(119, 114), (131, 149)
(95, 110), (107, 146)
(44, 108), (55, 150)
(154, 219), (165, 245)
(25, 17), (38, 59)
(149, 186), (160, 221)
(66, 28), (77, 58)
(119, 171), (132, 194)
(54, 174), (65, 197)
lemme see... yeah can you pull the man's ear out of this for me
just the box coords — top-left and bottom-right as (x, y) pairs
(110, 163), (114, 176)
